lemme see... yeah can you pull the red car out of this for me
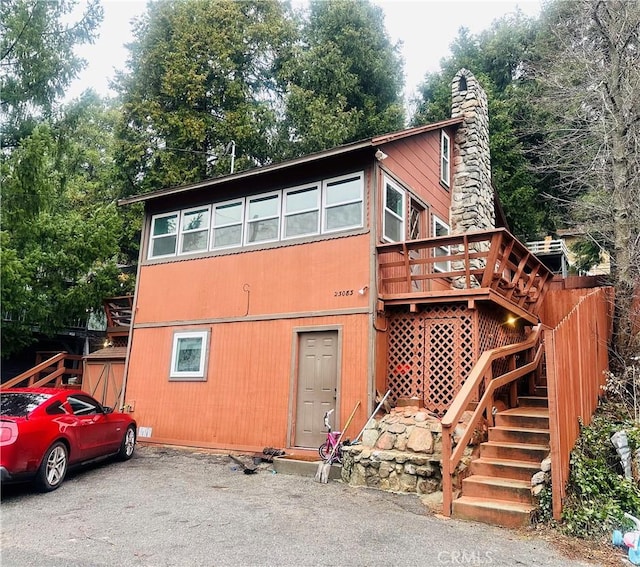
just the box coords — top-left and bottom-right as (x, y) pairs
(0, 387), (137, 491)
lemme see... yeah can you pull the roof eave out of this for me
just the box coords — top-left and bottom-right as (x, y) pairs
(117, 117), (464, 207)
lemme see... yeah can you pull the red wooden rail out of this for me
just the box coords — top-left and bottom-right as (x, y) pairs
(377, 228), (553, 315)
(545, 287), (613, 519)
(1, 352), (84, 390)
(440, 325), (544, 517)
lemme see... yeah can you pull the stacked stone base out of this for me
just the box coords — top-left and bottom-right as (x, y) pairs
(341, 405), (478, 497)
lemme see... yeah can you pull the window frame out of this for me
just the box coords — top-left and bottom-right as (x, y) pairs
(178, 205), (211, 256)
(382, 176), (406, 243)
(244, 191), (282, 246)
(440, 131), (451, 187)
(321, 172), (364, 234)
(281, 183), (321, 240)
(169, 330), (210, 381)
(211, 198), (245, 250)
(149, 212), (179, 259)
(433, 215), (451, 273)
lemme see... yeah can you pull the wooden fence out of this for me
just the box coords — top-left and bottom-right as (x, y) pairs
(544, 287), (614, 520)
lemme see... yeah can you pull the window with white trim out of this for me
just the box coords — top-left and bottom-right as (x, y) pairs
(282, 184), (320, 239)
(433, 215), (450, 273)
(170, 330), (209, 380)
(383, 177), (406, 242)
(323, 174), (363, 232)
(440, 131), (450, 187)
(212, 199), (244, 249)
(245, 192), (280, 244)
(179, 206), (210, 254)
(146, 172), (364, 259)
(150, 212), (178, 258)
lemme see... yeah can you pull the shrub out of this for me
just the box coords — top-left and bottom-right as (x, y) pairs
(560, 404), (640, 539)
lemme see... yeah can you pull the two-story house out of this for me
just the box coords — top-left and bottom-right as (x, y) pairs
(118, 68), (547, 454)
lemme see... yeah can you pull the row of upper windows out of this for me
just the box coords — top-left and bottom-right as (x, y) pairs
(148, 172), (364, 259)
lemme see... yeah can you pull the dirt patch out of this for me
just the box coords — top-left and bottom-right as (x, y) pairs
(522, 525), (621, 566)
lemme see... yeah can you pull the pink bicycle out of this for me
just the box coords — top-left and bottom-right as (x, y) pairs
(318, 409), (344, 464)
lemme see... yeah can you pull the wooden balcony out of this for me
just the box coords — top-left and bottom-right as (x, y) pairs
(377, 229), (553, 323)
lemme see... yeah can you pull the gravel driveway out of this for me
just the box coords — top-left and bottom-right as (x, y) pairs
(1, 445), (597, 567)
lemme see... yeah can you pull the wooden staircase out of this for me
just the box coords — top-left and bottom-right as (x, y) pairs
(452, 394), (550, 528)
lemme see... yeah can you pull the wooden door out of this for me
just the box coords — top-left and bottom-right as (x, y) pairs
(294, 331), (339, 448)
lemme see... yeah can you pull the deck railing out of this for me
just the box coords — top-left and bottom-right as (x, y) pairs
(377, 228), (553, 315)
(440, 325), (545, 517)
(1, 352), (84, 390)
(545, 287), (613, 519)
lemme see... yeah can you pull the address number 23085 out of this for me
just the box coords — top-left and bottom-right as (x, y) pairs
(334, 289), (354, 297)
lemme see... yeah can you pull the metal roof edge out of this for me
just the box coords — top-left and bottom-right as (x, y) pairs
(371, 117), (464, 145)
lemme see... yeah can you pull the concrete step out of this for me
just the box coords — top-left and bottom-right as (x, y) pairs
(489, 425), (550, 446)
(272, 456), (341, 480)
(461, 475), (532, 504)
(452, 496), (534, 528)
(518, 396), (548, 408)
(495, 407), (549, 429)
(480, 440), (548, 463)
(470, 457), (540, 481)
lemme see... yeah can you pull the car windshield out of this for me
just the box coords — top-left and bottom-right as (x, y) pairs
(0, 392), (51, 417)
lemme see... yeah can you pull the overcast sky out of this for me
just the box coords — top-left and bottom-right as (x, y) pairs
(68, 0), (542, 102)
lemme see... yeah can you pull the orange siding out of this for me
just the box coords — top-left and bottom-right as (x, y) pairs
(381, 129), (453, 228)
(545, 287), (613, 520)
(136, 235), (371, 323)
(125, 314), (369, 451)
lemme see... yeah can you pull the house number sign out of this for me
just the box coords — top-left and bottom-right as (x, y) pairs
(334, 289), (354, 297)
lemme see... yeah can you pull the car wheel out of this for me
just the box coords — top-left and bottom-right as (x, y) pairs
(36, 442), (68, 492)
(116, 425), (136, 461)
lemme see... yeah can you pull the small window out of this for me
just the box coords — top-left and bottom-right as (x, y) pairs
(170, 331), (209, 380)
(283, 185), (320, 239)
(440, 131), (450, 187)
(212, 199), (244, 249)
(179, 207), (210, 254)
(383, 177), (406, 242)
(149, 212), (178, 258)
(245, 192), (280, 244)
(322, 173), (363, 233)
(433, 216), (450, 273)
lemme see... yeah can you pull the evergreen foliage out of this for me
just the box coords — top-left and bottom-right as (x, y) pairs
(411, 13), (556, 241)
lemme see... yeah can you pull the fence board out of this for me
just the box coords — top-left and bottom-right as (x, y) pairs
(545, 287), (613, 520)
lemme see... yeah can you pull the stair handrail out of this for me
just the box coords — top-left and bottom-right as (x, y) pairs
(1, 352), (83, 390)
(440, 324), (544, 517)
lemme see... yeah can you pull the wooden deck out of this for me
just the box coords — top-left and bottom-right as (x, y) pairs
(377, 228), (553, 322)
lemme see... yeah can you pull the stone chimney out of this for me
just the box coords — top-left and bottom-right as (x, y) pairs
(450, 69), (494, 234)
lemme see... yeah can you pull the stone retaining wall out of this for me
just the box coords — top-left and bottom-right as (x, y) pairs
(341, 405), (482, 497)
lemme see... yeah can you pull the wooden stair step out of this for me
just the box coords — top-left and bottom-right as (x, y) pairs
(480, 440), (549, 463)
(495, 407), (549, 429)
(470, 457), (540, 481)
(452, 496), (534, 528)
(518, 396), (548, 408)
(462, 475), (532, 504)
(489, 425), (550, 446)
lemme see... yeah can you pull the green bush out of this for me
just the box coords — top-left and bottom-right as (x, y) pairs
(560, 405), (640, 538)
